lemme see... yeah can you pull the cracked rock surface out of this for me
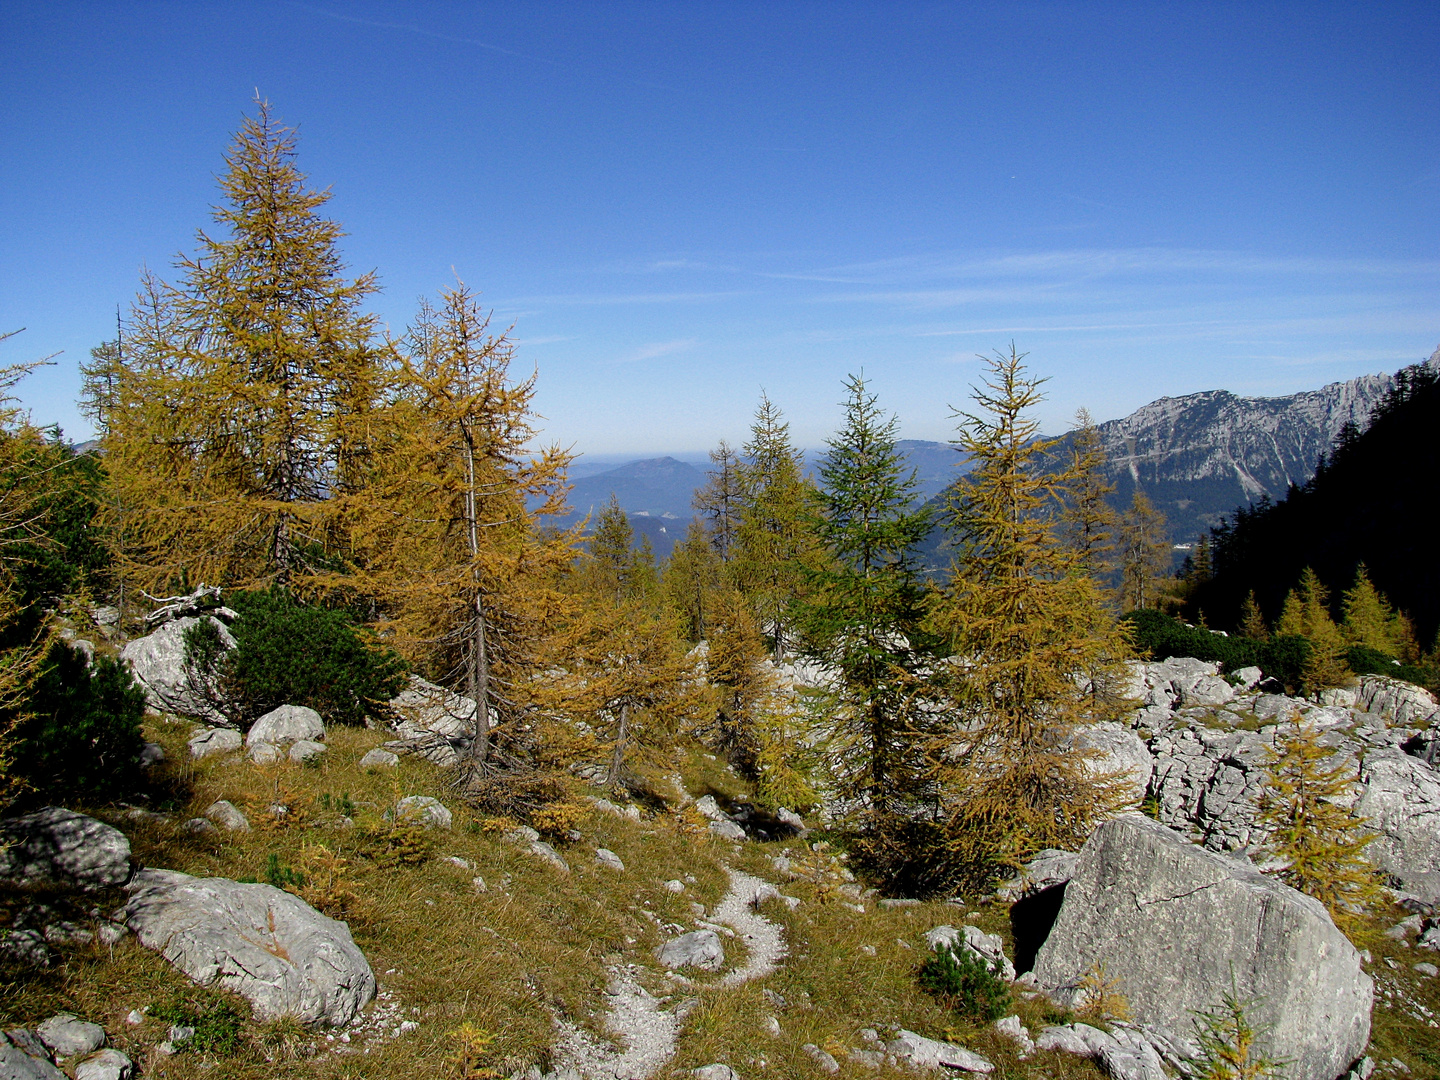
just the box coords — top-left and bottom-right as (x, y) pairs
(1033, 814), (1372, 1080)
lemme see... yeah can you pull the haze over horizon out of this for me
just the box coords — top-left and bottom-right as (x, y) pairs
(3, 2), (1438, 455)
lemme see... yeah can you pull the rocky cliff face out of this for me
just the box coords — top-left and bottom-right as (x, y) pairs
(1089, 349), (1440, 544)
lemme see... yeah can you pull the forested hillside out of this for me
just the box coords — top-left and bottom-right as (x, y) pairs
(1187, 359), (1440, 646)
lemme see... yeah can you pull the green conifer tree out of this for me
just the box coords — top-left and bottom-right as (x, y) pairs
(662, 518), (722, 641)
(794, 374), (938, 819)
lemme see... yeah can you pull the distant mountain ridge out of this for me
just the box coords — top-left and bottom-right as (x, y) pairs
(1070, 347), (1440, 545)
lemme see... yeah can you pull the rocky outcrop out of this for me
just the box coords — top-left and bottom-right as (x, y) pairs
(1033, 815), (1372, 1080)
(384, 676), (483, 765)
(0, 808), (132, 890)
(123, 869), (376, 1026)
(119, 616), (233, 722)
(1356, 748), (1440, 898)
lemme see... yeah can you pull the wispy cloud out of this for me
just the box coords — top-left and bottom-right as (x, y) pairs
(617, 339), (698, 364)
(507, 290), (748, 307)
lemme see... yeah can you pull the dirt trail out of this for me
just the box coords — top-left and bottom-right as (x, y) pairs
(548, 866), (788, 1079)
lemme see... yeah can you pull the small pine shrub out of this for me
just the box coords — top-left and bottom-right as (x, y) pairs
(1187, 983), (1286, 1079)
(7, 640), (147, 803)
(184, 587), (406, 730)
(263, 852), (306, 892)
(916, 943), (1012, 1022)
(151, 993), (246, 1056)
(357, 819), (435, 868)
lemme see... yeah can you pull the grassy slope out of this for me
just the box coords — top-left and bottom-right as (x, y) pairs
(3, 720), (1434, 1079)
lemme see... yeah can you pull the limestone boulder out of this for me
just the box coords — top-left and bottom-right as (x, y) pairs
(1070, 721), (1153, 809)
(246, 705), (324, 747)
(1357, 748), (1440, 888)
(656, 930), (724, 972)
(123, 869), (376, 1026)
(120, 616), (233, 722)
(395, 796), (452, 829)
(0, 808), (131, 890)
(35, 1015), (104, 1057)
(188, 727), (242, 759)
(0, 1031), (65, 1079)
(388, 676), (482, 742)
(1358, 676), (1439, 727)
(1032, 815), (1372, 1080)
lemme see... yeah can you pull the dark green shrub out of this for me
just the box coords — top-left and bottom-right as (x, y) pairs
(1346, 644), (1435, 688)
(184, 587), (406, 730)
(151, 992), (245, 1055)
(7, 640), (147, 803)
(917, 943), (1012, 1022)
(1123, 609), (1309, 690)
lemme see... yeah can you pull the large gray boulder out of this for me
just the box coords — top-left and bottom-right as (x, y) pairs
(1356, 748), (1440, 888)
(0, 808), (131, 890)
(123, 869), (375, 1027)
(1032, 815), (1371, 1080)
(247, 705), (324, 747)
(119, 616), (233, 722)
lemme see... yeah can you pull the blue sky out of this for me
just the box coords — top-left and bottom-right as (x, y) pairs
(3, 1), (1438, 455)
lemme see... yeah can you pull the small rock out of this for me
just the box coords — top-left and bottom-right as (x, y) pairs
(139, 742), (165, 767)
(1415, 962), (1438, 977)
(248, 741), (283, 764)
(993, 1014), (1034, 1053)
(879, 898), (920, 908)
(0, 808), (132, 890)
(395, 796), (452, 829)
(74, 1049), (133, 1080)
(0, 1030), (65, 1079)
(443, 856), (475, 871)
(692, 1066), (739, 1080)
(5, 1028), (51, 1062)
(188, 727), (242, 759)
(775, 806), (808, 835)
(471, 875), (487, 893)
(359, 748), (399, 769)
(36, 1014), (105, 1057)
(180, 817), (217, 836)
(247, 704), (325, 747)
(289, 739), (326, 763)
(763, 1015), (781, 1037)
(503, 825), (541, 844)
(709, 819), (746, 841)
(802, 1044), (839, 1074)
(595, 848), (625, 871)
(167, 1024), (195, 1047)
(849, 1048), (885, 1069)
(529, 841), (569, 872)
(656, 929), (725, 971)
(887, 1029), (994, 1073)
(860, 944), (876, 956)
(0, 928), (51, 966)
(1386, 915), (1424, 940)
(664, 879), (685, 893)
(205, 800), (250, 832)
(124, 1010), (145, 1026)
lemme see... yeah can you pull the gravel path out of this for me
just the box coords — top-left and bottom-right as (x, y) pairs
(551, 966), (683, 1080)
(549, 867), (788, 1079)
(712, 868), (790, 988)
